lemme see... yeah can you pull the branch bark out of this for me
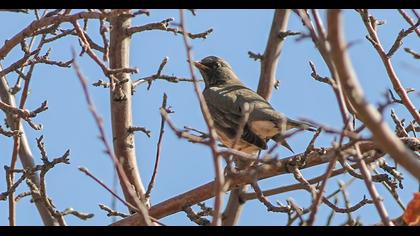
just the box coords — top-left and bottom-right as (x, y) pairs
(109, 12), (147, 210)
(256, 9), (291, 100)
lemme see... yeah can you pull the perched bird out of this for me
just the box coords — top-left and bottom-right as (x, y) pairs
(193, 56), (316, 155)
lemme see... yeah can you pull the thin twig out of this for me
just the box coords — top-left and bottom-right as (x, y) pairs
(386, 20), (420, 58)
(14, 191), (31, 202)
(132, 74), (197, 89)
(0, 126), (21, 137)
(72, 20), (138, 77)
(99, 204), (129, 218)
(183, 206), (211, 226)
(338, 180), (355, 224)
(355, 145), (392, 225)
(61, 208), (94, 221)
(79, 167), (137, 212)
(145, 93), (169, 201)
(306, 153), (338, 225)
(287, 198), (305, 225)
(99, 17), (109, 61)
(127, 17), (213, 39)
(325, 196), (339, 225)
(404, 48), (420, 59)
(36, 135), (70, 226)
(251, 180), (291, 213)
(160, 109), (208, 144)
(128, 126), (151, 138)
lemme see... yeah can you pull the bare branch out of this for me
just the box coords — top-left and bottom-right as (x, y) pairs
(309, 61), (333, 86)
(387, 20), (420, 58)
(128, 126), (151, 138)
(99, 204), (129, 218)
(248, 51), (263, 61)
(79, 167), (137, 213)
(127, 17), (213, 39)
(257, 9), (291, 100)
(0, 126), (21, 137)
(307, 149), (338, 225)
(145, 93), (169, 201)
(160, 109), (208, 144)
(183, 206), (211, 226)
(61, 208), (94, 221)
(251, 180), (291, 213)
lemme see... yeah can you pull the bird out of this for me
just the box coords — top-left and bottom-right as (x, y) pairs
(193, 56), (316, 156)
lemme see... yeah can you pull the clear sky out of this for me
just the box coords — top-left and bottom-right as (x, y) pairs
(0, 9), (419, 226)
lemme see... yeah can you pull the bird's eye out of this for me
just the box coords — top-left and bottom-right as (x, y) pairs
(214, 62), (221, 68)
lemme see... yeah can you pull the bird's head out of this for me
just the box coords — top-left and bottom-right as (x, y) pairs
(193, 56), (239, 87)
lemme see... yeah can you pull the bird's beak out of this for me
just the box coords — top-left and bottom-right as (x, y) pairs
(192, 61), (209, 71)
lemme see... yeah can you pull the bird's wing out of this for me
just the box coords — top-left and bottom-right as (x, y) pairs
(284, 118), (317, 131)
(234, 87), (315, 131)
(234, 87), (284, 121)
(231, 87), (287, 138)
(203, 86), (267, 150)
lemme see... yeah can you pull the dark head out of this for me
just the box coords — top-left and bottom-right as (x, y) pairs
(193, 56), (240, 88)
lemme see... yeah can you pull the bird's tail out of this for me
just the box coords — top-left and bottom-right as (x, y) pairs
(287, 118), (317, 132)
(271, 118), (317, 153)
(271, 133), (294, 153)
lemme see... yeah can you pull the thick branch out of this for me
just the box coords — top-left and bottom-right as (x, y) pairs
(108, 12), (147, 212)
(257, 9), (291, 100)
(110, 138), (419, 225)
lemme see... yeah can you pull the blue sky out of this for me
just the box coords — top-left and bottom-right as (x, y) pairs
(0, 9), (419, 226)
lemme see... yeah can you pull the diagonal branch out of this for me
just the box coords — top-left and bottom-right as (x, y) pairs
(328, 10), (420, 180)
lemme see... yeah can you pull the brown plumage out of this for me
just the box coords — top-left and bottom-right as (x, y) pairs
(194, 56), (315, 155)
